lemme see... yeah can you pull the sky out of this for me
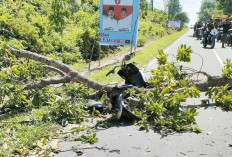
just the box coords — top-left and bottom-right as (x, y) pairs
(153, 0), (202, 25)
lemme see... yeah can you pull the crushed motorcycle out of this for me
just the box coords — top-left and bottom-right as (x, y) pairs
(87, 53), (151, 120)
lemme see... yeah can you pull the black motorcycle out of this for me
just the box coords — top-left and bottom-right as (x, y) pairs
(104, 53), (149, 119)
(226, 29), (232, 46)
(88, 53), (148, 120)
(196, 27), (203, 40)
(217, 27), (223, 42)
(203, 29), (217, 48)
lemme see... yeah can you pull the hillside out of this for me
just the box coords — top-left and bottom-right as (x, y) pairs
(0, 0), (177, 64)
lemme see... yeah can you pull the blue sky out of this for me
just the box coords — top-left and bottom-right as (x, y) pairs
(152, 0), (202, 25)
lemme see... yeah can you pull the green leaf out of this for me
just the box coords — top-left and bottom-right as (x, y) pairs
(5, 83), (13, 87)
(194, 126), (202, 133)
(11, 65), (18, 70)
(161, 87), (169, 94)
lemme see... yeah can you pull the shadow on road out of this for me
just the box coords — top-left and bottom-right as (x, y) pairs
(94, 116), (135, 131)
(202, 47), (214, 49)
(187, 35), (194, 38)
(186, 103), (216, 109)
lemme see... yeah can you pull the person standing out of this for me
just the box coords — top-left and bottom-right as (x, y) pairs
(102, 7), (117, 31)
(117, 8), (132, 32)
(207, 19), (214, 32)
(221, 19), (231, 48)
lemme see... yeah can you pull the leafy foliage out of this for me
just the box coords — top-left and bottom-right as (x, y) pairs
(157, 49), (168, 65)
(50, 0), (69, 33)
(48, 99), (87, 126)
(0, 0), (195, 156)
(138, 9), (175, 46)
(209, 59), (232, 110)
(216, 0), (232, 15)
(206, 84), (232, 110)
(129, 47), (201, 134)
(0, 107), (58, 156)
(0, 0), (180, 62)
(198, 0), (216, 22)
(222, 59), (232, 78)
(75, 133), (98, 144)
(172, 12), (190, 28)
(176, 44), (192, 62)
(166, 0), (182, 19)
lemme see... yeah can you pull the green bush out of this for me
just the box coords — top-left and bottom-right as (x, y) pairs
(0, 1), (179, 63)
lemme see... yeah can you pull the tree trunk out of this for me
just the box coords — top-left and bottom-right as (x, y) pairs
(7, 46), (112, 92)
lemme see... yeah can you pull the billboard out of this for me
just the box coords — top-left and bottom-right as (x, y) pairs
(168, 20), (181, 28)
(99, 0), (140, 46)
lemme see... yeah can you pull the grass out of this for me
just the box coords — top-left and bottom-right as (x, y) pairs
(87, 65), (123, 84)
(68, 30), (179, 72)
(0, 107), (58, 156)
(69, 46), (131, 72)
(131, 28), (188, 68)
(87, 28), (188, 84)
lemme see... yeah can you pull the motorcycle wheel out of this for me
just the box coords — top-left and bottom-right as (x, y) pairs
(203, 38), (207, 48)
(122, 105), (141, 120)
(211, 38), (215, 49)
(115, 93), (123, 119)
(226, 37), (229, 46)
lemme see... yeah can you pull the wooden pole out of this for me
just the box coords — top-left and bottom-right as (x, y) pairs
(88, 40), (95, 70)
(99, 45), (101, 66)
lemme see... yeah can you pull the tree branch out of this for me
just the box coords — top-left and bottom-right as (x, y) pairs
(194, 71), (212, 79)
(6, 45), (232, 93)
(23, 76), (71, 90)
(7, 46), (113, 92)
(43, 65), (66, 76)
(7, 46), (74, 75)
(195, 76), (232, 91)
(71, 75), (112, 92)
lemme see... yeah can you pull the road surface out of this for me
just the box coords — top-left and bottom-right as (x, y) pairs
(56, 30), (232, 157)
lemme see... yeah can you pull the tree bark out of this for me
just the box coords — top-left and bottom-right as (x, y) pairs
(195, 76), (232, 91)
(7, 46), (112, 92)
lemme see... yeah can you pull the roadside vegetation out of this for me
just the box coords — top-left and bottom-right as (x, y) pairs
(198, 0), (232, 23)
(87, 29), (188, 83)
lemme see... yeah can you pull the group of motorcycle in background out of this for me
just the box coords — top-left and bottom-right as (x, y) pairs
(192, 19), (232, 49)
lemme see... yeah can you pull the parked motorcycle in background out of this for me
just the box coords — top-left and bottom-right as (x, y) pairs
(226, 29), (232, 46)
(196, 27), (203, 40)
(193, 30), (196, 37)
(203, 28), (217, 48)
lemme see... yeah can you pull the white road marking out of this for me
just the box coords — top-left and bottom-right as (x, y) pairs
(213, 49), (224, 67)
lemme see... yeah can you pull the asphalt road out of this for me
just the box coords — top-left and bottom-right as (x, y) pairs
(146, 29), (232, 77)
(56, 30), (232, 157)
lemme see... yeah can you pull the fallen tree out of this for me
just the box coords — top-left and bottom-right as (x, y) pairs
(6, 46), (112, 92)
(1, 43), (232, 134)
(5, 45), (232, 92)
